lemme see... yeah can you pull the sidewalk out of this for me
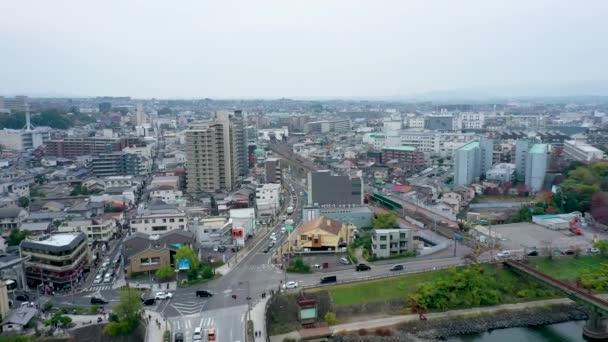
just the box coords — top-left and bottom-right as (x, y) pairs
(250, 295), (270, 342)
(144, 309), (168, 342)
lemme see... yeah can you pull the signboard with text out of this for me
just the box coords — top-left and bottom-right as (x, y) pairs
(177, 258), (190, 270)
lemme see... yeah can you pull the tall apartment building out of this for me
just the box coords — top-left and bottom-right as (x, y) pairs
(456, 112), (485, 129)
(20, 233), (90, 290)
(525, 144), (548, 193)
(135, 102), (147, 126)
(454, 141), (481, 187)
(185, 112), (245, 193)
(45, 137), (141, 158)
(307, 170), (363, 206)
(264, 158), (282, 184)
(2, 96), (28, 113)
(515, 140), (530, 181)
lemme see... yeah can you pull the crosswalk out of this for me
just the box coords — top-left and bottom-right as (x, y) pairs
(170, 301), (207, 316)
(89, 284), (114, 291)
(247, 264), (277, 271)
(172, 315), (215, 331)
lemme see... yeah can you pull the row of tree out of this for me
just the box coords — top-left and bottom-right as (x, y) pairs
(0, 109), (95, 130)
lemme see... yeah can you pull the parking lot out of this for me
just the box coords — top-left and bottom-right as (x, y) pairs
(298, 253), (352, 272)
(492, 222), (593, 252)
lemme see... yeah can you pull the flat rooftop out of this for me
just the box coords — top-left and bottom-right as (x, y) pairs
(32, 233), (81, 246)
(382, 146), (416, 152)
(529, 144), (548, 154)
(458, 141), (480, 151)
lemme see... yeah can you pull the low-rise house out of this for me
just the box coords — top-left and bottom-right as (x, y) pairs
(439, 192), (462, 214)
(19, 222), (52, 236)
(123, 230), (195, 276)
(371, 228), (414, 259)
(0, 207), (28, 233)
(2, 307), (38, 332)
(294, 217), (354, 252)
(189, 216), (231, 247)
(129, 204), (187, 235)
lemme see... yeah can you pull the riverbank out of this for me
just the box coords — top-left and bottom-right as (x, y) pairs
(271, 298), (591, 342)
(331, 302), (588, 341)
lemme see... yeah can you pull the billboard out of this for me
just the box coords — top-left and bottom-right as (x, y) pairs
(299, 307), (317, 321)
(177, 258), (190, 270)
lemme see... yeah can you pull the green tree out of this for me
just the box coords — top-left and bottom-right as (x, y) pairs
(17, 196), (30, 208)
(511, 207), (532, 223)
(7, 229), (29, 246)
(287, 258), (311, 273)
(594, 240), (608, 258)
(175, 245), (199, 271)
(324, 311), (337, 325)
(103, 288), (142, 336)
(44, 312), (72, 329)
(372, 213), (397, 229)
(201, 266), (214, 279)
(155, 266), (174, 281)
(580, 263), (608, 291)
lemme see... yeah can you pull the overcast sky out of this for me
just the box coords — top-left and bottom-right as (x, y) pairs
(1, 0), (607, 99)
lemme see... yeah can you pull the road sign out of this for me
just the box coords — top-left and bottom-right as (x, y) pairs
(177, 258), (190, 270)
(479, 220), (490, 226)
(285, 225), (294, 232)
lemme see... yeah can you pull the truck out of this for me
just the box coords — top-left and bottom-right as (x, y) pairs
(286, 206), (294, 214)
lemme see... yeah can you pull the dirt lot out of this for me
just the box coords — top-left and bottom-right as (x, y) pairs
(492, 222), (593, 251)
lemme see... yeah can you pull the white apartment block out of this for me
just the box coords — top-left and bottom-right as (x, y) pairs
(371, 228), (413, 258)
(130, 209), (187, 235)
(456, 112), (485, 129)
(256, 183), (281, 218)
(563, 140), (605, 163)
(407, 117), (426, 129)
(190, 216), (231, 247)
(58, 218), (116, 242)
(362, 133), (387, 150)
(149, 189), (184, 203)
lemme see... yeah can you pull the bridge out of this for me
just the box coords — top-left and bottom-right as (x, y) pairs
(505, 259), (608, 339)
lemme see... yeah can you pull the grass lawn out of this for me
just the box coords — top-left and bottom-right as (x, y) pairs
(528, 256), (606, 280)
(474, 195), (534, 203)
(314, 270), (445, 305)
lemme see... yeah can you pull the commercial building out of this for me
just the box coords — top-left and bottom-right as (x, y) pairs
(230, 208), (256, 246)
(563, 140), (605, 163)
(362, 133), (387, 150)
(58, 216), (117, 242)
(302, 205), (374, 229)
(20, 233), (90, 290)
(190, 216), (231, 247)
(425, 115), (454, 131)
(308, 170), (363, 206)
(2, 96), (28, 113)
(371, 228), (414, 259)
(45, 136), (137, 158)
(294, 217), (354, 252)
(129, 208), (187, 235)
(525, 144), (548, 193)
(257, 128), (289, 142)
(256, 183), (282, 219)
(265, 158), (282, 184)
(0, 127), (51, 152)
(381, 146), (426, 172)
(185, 112), (245, 193)
(305, 119), (351, 134)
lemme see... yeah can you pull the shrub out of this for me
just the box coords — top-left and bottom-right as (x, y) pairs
(358, 328), (368, 336)
(287, 258), (311, 273)
(374, 328), (392, 336)
(324, 311), (337, 325)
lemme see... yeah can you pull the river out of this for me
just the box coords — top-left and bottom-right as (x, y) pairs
(447, 321), (588, 342)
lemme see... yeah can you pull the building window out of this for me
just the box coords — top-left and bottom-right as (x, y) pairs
(400, 233), (406, 239)
(380, 244), (387, 249)
(300, 235), (308, 241)
(169, 218), (175, 223)
(144, 219), (149, 224)
(379, 236), (387, 241)
(178, 218), (184, 222)
(151, 257), (161, 264)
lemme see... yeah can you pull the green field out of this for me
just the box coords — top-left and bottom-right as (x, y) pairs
(322, 271), (443, 305)
(528, 256), (605, 280)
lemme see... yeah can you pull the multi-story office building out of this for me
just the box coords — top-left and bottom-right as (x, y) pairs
(371, 228), (413, 259)
(58, 216), (117, 242)
(264, 158), (282, 184)
(454, 141), (480, 187)
(563, 140), (605, 163)
(0, 127), (51, 152)
(256, 183), (281, 218)
(20, 233), (90, 290)
(381, 146), (426, 172)
(525, 144), (548, 193)
(479, 138), (494, 175)
(425, 115), (454, 131)
(308, 170), (363, 206)
(89, 152), (149, 177)
(185, 111), (245, 193)
(305, 119), (351, 134)
(456, 112), (485, 129)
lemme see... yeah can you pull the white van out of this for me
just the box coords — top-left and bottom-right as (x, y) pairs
(193, 327), (202, 341)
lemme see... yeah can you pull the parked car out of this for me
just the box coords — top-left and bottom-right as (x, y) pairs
(263, 245), (271, 253)
(155, 291), (173, 300)
(312, 264), (322, 269)
(193, 327), (203, 341)
(217, 246), (226, 252)
(589, 247), (600, 254)
(283, 281), (299, 289)
(562, 249), (575, 255)
(339, 257), (350, 265)
(196, 289), (213, 298)
(15, 294), (29, 302)
(527, 250), (539, 257)
(496, 250), (511, 258)
(174, 332), (184, 342)
(355, 264), (371, 272)
(389, 264), (404, 271)
(93, 277), (103, 284)
(91, 297), (108, 305)
(141, 297), (155, 306)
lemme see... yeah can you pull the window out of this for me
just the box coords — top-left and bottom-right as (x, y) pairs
(379, 236), (387, 241)
(162, 219), (167, 223)
(151, 257), (161, 264)
(400, 233), (406, 239)
(300, 235), (308, 241)
(169, 218), (175, 223)
(144, 219), (149, 224)
(178, 218), (184, 222)
(380, 244), (387, 250)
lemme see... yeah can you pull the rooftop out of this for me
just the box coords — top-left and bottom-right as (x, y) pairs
(458, 141), (480, 151)
(529, 144), (548, 154)
(382, 146), (416, 152)
(30, 233), (82, 246)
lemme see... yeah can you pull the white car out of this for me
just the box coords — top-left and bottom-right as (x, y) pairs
(282, 281), (299, 289)
(497, 250), (511, 258)
(155, 291), (173, 300)
(312, 264), (322, 269)
(589, 247), (600, 254)
(93, 277), (103, 284)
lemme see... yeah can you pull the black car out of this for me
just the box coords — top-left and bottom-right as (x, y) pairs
(320, 275), (337, 284)
(174, 332), (184, 342)
(91, 297), (108, 305)
(15, 294), (29, 302)
(355, 264), (371, 272)
(389, 264), (404, 271)
(263, 246), (271, 253)
(196, 289), (213, 298)
(217, 246), (226, 252)
(141, 297), (155, 306)
(527, 250), (539, 257)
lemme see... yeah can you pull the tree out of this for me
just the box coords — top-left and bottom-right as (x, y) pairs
(580, 263), (608, 291)
(7, 229), (29, 246)
(44, 312), (72, 329)
(324, 311), (337, 325)
(594, 240), (608, 258)
(372, 213), (397, 229)
(511, 207), (532, 223)
(590, 192), (608, 225)
(17, 196), (30, 208)
(175, 245), (199, 271)
(155, 266), (174, 281)
(103, 288), (142, 336)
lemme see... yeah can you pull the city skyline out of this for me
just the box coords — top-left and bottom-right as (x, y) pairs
(1, 0), (608, 99)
